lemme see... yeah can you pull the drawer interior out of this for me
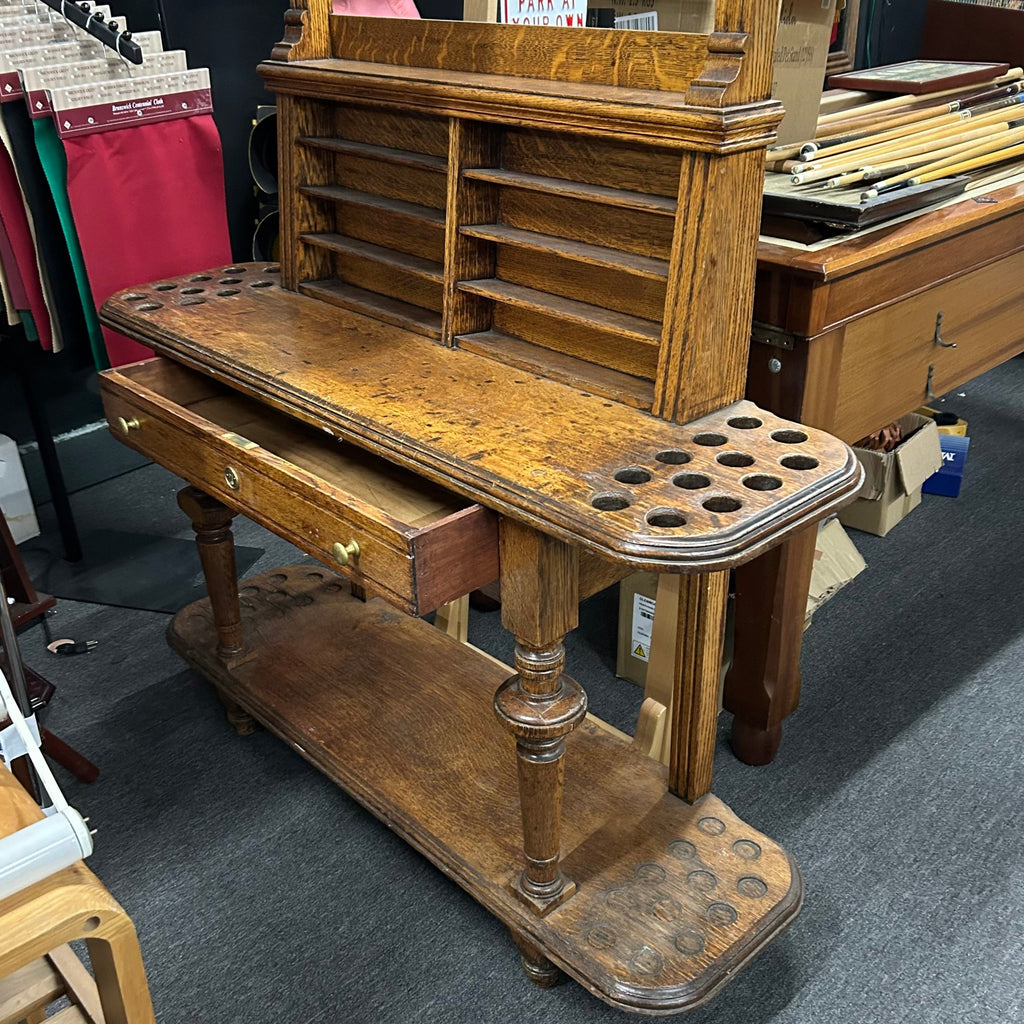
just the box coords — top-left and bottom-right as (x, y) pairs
(116, 358), (473, 529)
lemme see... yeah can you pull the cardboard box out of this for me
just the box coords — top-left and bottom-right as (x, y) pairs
(838, 413), (943, 537)
(615, 573), (734, 691)
(586, 1), (835, 143)
(804, 517), (865, 628)
(586, 0), (712, 34)
(922, 433), (970, 497)
(773, 0), (839, 143)
(915, 405), (968, 436)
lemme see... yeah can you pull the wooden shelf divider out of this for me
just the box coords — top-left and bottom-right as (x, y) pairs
(298, 279), (443, 338)
(298, 135), (448, 173)
(460, 224), (670, 281)
(300, 233), (444, 283)
(457, 279), (662, 345)
(456, 329), (655, 409)
(461, 168), (679, 214)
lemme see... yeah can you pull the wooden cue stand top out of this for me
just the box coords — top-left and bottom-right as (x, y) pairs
(100, 267), (861, 572)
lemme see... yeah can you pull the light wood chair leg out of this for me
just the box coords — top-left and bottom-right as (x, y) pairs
(434, 594), (469, 643)
(493, 520), (586, 917)
(636, 573), (730, 803)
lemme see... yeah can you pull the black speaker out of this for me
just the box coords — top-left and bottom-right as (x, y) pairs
(248, 105), (279, 261)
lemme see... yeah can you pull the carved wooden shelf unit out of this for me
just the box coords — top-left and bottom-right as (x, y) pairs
(97, 1), (861, 1014)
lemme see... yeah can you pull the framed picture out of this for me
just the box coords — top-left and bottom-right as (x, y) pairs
(828, 59), (1011, 94)
(827, 0), (860, 76)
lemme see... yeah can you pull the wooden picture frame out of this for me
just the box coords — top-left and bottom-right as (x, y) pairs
(828, 58), (1010, 94)
(827, 0), (861, 76)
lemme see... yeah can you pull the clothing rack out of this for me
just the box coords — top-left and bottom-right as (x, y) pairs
(35, 0), (144, 64)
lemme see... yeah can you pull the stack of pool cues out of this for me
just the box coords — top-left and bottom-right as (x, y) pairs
(766, 67), (1024, 203)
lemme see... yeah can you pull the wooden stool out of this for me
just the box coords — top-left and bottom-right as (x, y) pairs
(0, 769), (156, 1024)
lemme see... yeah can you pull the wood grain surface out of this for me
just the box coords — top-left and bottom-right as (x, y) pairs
(99, 271), (861, 572)
(169, 566), (803, 1015)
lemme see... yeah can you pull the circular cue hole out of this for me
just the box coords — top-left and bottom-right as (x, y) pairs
(727, 416), (762, 430)
(180, 287), (205, 295)
(647, 508), (687, 528)
(219, 277), (242, 285)
(591, 492), (632, 512)
(655, 449), (691, 465)
(771, 428), (808, 444)
(743, 474), (783, 491)
(154, 283), (176, 291)
(180, 297), (206, 306)
(703, 496), (742, 514)
(717, 451), (755, 468)
(137, 302), (163, 311)
(251, 280), (274, 288)
(217, 289), (240, 297)
(189, 274), (212, 282)
(693, 432), (728, 446)
(263, 264), (281, 274)
(122, 292), (146, 301)
(673, 472), (711, 490)
(224, 266), (247, 274)
(780, 454), (819, 471)
(614, 466), (652, 485)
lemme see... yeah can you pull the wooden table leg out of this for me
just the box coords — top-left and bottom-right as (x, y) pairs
(723, 524), (817, 765)
(176, 486), (255, 735)
(493, 520), (587, 917)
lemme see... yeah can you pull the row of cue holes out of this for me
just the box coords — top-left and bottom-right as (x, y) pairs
(593, 416), (821, 529)
(122, 266), (281, 310)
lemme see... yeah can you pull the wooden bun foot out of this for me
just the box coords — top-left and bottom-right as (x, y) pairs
(730, 718), (782, 765)
(511, 930), (561, 988)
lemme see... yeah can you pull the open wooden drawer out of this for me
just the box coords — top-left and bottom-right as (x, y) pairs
(99, 357), (499, 614)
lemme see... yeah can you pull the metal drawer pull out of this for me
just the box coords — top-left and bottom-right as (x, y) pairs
(224, 467), (241, 491)
(933, 311), (956, 349)
(116, 416), (141, 435)
(332, 540), (361, 566)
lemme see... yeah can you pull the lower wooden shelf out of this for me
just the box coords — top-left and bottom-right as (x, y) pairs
(168, 565), (801, 1015)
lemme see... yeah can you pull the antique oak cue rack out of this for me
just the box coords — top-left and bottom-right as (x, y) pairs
(97, 0), (862, 1013)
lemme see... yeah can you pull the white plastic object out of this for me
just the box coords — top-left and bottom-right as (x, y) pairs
(0, 666), (92, 902)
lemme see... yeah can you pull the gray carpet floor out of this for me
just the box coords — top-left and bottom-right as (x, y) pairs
(9, 356), (1024, 1023)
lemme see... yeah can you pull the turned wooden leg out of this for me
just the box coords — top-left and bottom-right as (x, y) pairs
(510, 929), (561, 988)
(176, 486), (255, 735)
(493, 520), (586, 916)
(723, 526), (817, 765)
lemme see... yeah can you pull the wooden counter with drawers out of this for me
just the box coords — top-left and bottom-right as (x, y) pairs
(727, 182), (1024, 764)
(94, 1), (868, 1014)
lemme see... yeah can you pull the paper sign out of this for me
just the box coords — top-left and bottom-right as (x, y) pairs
(502, 0), (587, 27)
(630, 592), (655, 664)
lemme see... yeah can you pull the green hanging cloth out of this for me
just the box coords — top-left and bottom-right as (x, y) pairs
(31, 117), (109, 371)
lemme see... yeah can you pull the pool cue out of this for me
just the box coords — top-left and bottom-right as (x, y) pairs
(815, 68), (1024, 129)
(815, 82), (1024, 146)
(863, 139), (1024, 199)
(815, 68), (1024, 128)
(803, 87), (1024, 158)
(792, 100), (1024, 173)
(824, 123), (1024, 189)
(800, 116), (1024, 180)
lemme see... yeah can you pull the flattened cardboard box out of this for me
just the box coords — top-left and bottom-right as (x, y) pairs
(804, 517), (865, 628)
(586, 1), (836, 143)
(838, 413), (944, 537)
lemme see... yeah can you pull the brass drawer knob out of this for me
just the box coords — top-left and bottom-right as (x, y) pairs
(224, 466), (241, 491)
(117, 415), (141, 435)
(332, 539), (360, 566)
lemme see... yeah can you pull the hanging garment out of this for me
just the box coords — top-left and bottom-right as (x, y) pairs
(60, 88), (231, 367)
(0, 137), (52, 351)
(1, 100), (89, 364)
(32, 118), (107, 369)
